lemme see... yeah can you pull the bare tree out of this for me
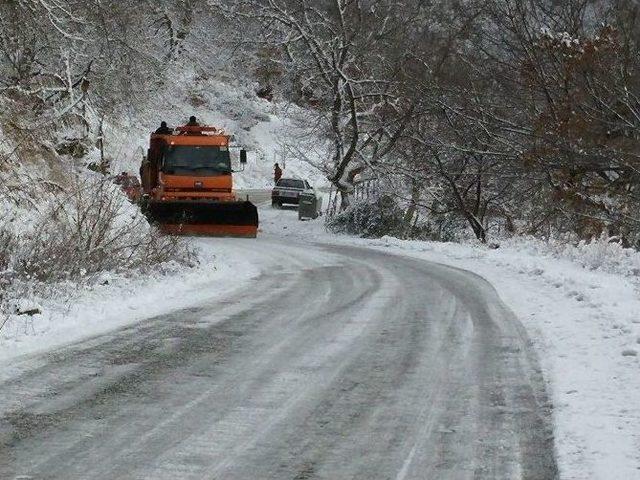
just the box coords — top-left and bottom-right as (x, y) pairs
(220, 0), (418, 207)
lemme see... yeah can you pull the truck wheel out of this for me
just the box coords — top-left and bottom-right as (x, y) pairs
(272, 201), (282, 209)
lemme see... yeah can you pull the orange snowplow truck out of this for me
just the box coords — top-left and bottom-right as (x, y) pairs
(140, 125), (258, 237)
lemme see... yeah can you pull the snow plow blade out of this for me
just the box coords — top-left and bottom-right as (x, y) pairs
(146, 200), (258, 238)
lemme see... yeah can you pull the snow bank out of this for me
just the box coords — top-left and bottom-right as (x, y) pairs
(498, 234), (640, 279)
(0, 239), (260, 363)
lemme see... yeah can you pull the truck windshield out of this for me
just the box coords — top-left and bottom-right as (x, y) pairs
(162, 146), (231, 175)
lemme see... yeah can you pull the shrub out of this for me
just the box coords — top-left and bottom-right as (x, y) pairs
(326, 195), (418, 238)
(12, 175), (195, 283)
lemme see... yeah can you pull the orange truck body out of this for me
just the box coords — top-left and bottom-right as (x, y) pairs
(140, 125), (258, 237)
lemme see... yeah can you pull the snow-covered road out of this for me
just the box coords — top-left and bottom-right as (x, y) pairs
(0, 230), (558, 479)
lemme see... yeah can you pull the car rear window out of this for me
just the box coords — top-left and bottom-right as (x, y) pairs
(277, 179), (305, 189)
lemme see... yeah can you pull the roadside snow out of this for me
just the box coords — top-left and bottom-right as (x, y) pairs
(0, 239), (260, 364)
(260, 206), (640, 480)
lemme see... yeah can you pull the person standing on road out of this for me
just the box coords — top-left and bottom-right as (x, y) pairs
(274, 162), (282, 184)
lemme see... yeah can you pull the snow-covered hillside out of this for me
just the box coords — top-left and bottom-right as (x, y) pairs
(102, 73), (327, 190)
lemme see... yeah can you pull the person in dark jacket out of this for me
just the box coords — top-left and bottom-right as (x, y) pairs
(154, 121), (172, 134)
(186, 116), (199, 126)
(274, 162), (283, 183)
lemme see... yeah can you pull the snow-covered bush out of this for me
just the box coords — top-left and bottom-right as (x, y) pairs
(0, 171), (196, 323)
(0, 123), (201, 326)
(501, 233), (640, 278)
(326, 196), (429, 239)
(570, 236), (640, 275)
(11, 175), (195, 283)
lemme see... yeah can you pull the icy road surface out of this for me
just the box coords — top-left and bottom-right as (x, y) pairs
(0, 230), (558, 478)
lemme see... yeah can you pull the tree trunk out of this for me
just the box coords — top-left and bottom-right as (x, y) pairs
(464, 212), (487, 243)
(403, 180), (421, 238)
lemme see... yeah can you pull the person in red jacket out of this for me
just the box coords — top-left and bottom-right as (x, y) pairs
(274, 162), (283, 183)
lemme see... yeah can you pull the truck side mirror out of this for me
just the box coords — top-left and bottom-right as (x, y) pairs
(240, 149), (247, 164)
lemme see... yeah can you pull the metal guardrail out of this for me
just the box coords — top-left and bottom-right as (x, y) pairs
(234, 189), (272, 205)
(236, 185), (332, 208)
